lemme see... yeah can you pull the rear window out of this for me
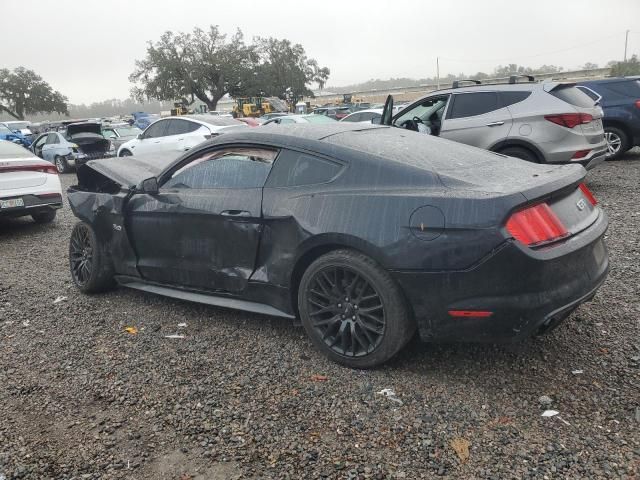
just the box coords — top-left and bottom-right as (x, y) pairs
(267, 150), (342, 187)
(549, 86), (595, 108)
(603, 80), (640, 97)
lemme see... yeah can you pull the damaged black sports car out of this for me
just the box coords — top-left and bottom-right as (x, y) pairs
(67, 124), (609, 368)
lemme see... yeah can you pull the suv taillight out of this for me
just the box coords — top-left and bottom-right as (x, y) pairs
(544, 113), (593, 129)
(635, 100), (640, 109)
(506, 203), (568, 247)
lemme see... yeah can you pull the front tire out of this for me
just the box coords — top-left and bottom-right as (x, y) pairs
(54, 155), (68, 174)
(298, 249), (415, 368)
(32, 210), (56, 224)
(69, 222), (115, 293)
(604, 126), (629, 160)
(119, 149), (132, 157)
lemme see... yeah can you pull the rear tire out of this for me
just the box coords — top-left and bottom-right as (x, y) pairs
(69, 222), (115, 293)
(54, 156), (68, 174)
(604, 126), (629, 160)
(119, 149), (132, 157)
(498, 146), (539, 163)
(298, 249), (415, 369)
(32, 210), (56, 224)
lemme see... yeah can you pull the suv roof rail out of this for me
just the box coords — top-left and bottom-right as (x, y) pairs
(509, 74), (535, 84)
(452, 79), (482, 89)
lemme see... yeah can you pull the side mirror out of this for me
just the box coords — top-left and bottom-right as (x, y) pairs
(140, 177), (158, 194)
(137, 133), (143, 140)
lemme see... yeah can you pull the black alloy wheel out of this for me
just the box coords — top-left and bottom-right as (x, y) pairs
(70, 223), (94, 287)
(299, 249), (415, 368)
(68, 222), (115, 293)
(306, 265), (386, 357)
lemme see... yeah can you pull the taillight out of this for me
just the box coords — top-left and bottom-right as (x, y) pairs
(0, 163), (58, 175)
(578, 183), (597, 205)
(544, 113), (593, 129)
(506, 203), (568, 246)
(634, 100), (640, 109)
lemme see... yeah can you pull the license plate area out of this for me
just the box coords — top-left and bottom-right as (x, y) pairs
(0, 198), (24, 209)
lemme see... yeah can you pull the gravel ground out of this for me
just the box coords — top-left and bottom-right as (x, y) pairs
(1, 151), (639, 480)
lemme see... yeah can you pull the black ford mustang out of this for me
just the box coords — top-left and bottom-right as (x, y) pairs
(67, 124), (609, 368)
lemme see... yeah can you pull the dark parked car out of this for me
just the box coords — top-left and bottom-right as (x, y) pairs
(577, 76), (640, 159)
(67, 124), (609, 368)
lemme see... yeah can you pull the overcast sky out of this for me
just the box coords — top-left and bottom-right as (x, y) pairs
(2, 0), (639, 104)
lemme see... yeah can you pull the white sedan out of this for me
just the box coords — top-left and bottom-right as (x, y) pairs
(339, 109), (384, 124)
(0, 140), (62, 224)
(117, 115), (247, 157)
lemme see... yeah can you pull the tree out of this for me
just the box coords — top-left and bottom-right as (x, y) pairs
(130, 26), (256, 111)
(252, 37), (330, 101)
(0, 67), (68, 120)
(582, 62), (599, 70)
(610, 55), (640, 76)
(130, 26), (330, 109)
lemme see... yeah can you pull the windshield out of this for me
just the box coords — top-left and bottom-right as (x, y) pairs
(6, 122), (29, 130)
(115, 126), (142, 137)
(0, 125), (13, 134)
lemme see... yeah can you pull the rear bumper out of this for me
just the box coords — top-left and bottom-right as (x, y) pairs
(0, 193), (63, 218)
(391, 210), (609, 342)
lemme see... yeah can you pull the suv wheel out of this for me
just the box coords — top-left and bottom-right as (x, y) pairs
(604, 127), (629, 160)
(298, 249), (415, 368)
(498, 146), (538, 163)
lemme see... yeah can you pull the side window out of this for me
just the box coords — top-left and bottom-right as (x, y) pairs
(103, 129), (117, 139)
(45, 133), (58, 144)
(499, 91), (532, 107)
(359, 112), (376, 122)
(279, 118), (295, 124)
(166, 119), (198, 136)
(267, 150), (343, 187)
(163, 147), (278, 190)
(448, 92), (499, 119)
(143, 120), (168, 139)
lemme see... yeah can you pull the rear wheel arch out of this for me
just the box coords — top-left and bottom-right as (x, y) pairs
(490, 140), (543, 162)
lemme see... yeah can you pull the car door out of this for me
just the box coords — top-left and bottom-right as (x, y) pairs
(125, 146), (278, 292)
(32, 134), (48, 158)
(393, 95), (451, 135)
(439, 91), (513, 149)
(41, 133), (60, 161)
(130, 119), (169, 155)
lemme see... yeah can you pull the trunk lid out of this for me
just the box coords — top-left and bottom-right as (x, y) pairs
(66, 122), (102, 137)
(0, 158), (51, 190)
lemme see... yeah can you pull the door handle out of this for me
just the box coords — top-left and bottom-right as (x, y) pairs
(486, 121), (505, 127)
(221, 210), (251, 217)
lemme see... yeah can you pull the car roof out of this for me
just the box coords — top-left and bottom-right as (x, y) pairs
(346, 109), (383, 115)
(579, 76), (640, 85)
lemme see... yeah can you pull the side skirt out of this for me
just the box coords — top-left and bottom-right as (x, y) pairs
(115, 276), (295, 319)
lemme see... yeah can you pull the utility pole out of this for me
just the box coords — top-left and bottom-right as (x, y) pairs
(436, 57), (440, 89)
(624, 29), (630, 62)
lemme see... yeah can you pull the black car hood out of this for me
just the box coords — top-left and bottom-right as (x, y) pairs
(67, 122), (102, 136)
(81, 152), (180, 188)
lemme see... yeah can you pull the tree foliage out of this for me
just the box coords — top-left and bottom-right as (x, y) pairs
(130, 26), (330, 110)
(0, 67), (68, 120)
(610, 55), (640, 76)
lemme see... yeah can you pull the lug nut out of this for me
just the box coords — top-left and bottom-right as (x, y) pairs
(338, 303), (342, 308)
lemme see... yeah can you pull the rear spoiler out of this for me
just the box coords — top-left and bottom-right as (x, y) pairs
(543, 81), (576, 93)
